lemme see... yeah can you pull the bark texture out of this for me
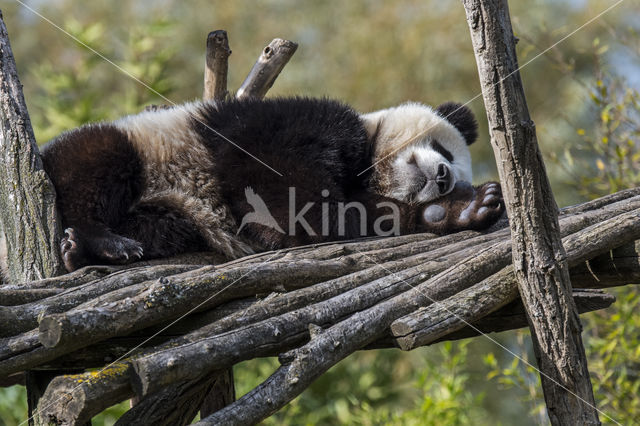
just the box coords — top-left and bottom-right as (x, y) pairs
(462, 1), (599, 424)
(0, 12), (63, 284)
(236, 38), (298, 99)
(203, 30), (231, 101)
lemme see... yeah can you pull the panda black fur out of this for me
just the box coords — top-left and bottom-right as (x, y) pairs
(34, 97), (503, 272)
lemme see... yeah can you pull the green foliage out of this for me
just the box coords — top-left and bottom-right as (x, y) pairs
(236, 342), (497, 426)
(28, 16), (177, 142)
(586, 288), (640, 425)
(0, 385), (28, 426)
(483, 333), (547, 424)
(559, 74), (640, 197)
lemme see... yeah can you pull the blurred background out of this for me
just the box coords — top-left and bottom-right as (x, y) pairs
(0, 0), (639, 424)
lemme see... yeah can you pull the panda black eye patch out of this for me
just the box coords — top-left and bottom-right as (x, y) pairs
(431, 140), (454, 163)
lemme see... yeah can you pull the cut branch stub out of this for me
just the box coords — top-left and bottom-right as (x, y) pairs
(203, 30), (231, 101)
(236, 38), (298, 99)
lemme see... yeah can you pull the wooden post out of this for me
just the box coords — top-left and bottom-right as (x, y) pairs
(200, 28), (236, 419)
(461, 1), (600, 424)
(0, 11), (66, 426)
(0, 12), (63, 284)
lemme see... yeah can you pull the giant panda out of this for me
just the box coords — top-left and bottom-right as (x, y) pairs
(3, 97), (503, 274)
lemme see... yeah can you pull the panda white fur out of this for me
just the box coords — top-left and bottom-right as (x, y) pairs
(0, 97), (502, 275)
(362, 101), (476, 204)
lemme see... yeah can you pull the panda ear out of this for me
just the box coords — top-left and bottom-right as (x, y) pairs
(435, 102), (478, 145)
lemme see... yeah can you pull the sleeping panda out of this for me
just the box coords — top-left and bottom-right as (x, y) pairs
(29, 97), (503, 272)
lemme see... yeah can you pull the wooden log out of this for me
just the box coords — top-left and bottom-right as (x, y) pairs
(391, 209), (640, 349)
(0, 196), (634, 377)
(570, 241), (640, 288)
(0, 12), (63, 283)
(35, 229), (507, 351)
(37, 363), (134, 425)
(0, 219), (497, 377)
(0, 13), (68, 426)
(429, 289), (616, 343)
(203, 30), (231, 101)
(0, 265), (197, 337)
(0, 288), (63, 306)
(131, 240), (513, 397)
(462, 1), (599, 423)
(199, 29), (234, 419)
(236, 38), (298, 99)
(193, 210), (639, 425)
(26, 286), (615, 425)
(2, 265), (121, 290)
(115, 374), (224, 426)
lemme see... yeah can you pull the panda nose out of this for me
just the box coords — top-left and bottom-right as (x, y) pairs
(436, 163), (451, 194)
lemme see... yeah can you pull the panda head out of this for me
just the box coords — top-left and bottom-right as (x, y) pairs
(362, 101), (478, 204)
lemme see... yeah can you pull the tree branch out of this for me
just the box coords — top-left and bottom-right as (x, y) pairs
(203, 30), (231, 101)
(236, 38), (298, 99)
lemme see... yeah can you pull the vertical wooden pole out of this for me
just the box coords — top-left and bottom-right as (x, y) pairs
(200, 28), (236, 419)
(0, 11), (66, 426)
(461, 1), (600, 424)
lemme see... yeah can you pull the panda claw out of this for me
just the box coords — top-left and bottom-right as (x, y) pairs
(485, 185), (499, 195)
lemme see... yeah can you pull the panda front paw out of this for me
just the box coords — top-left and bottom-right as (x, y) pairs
(418, 181), (504, 234)
(96, 235), (144, 264)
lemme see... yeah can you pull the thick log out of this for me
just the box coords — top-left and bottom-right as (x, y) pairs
(462, 1), (599, 424)
(0, 288), (63, 306)
(11, 237), (500, 382)
(426, 289), (616, 343)
(199, 369), (235, 419)
(131, 240), (512, 397)
(2, 265), (121, 290)
(203, 30), (231, 101)
(0, 13), (68, 426)
(236, 38), (298, 99)
(35, 230), (505, 351)
(37, 364), (134, 425)
(0, 12), (63, 283)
